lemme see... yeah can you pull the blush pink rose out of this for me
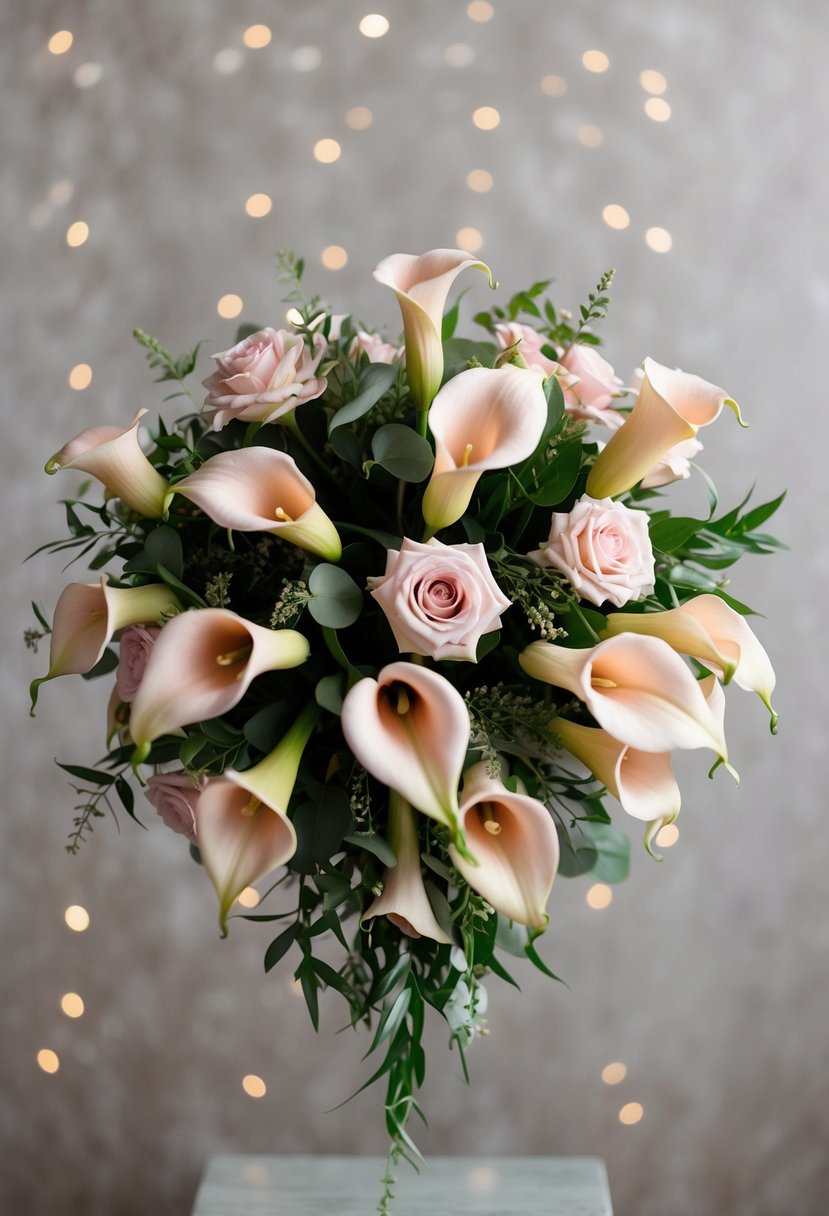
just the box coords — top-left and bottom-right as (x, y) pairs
(368, 537), (511, 661)
(529, 495), (655, 608)
(349, 331), (403, 364)
(202, 328), (328, 430)
(494, 323), (560, 376)
(559, 343), (622, 424)
(116, 624), (160, 702)
(144, 772), (204, 843)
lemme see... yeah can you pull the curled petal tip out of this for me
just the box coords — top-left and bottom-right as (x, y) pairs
(725, 397), (749, 428)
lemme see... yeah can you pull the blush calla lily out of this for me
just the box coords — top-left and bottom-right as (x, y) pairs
(195, 705), (318, 934)
(30, 577), (179, 713)
(422, 366), (548, 531)
(519, 634), (729, 761)
(341, 661), (471, 853)
(46, 409), (169, 518)
(362, 791), (452, 944)
(586, 357), (746, 499)
(129, 609), (309, 763)
(603, 594), (777, 731)
(373, 248), (494, 412)
(448, 764), (559, 929)
(167, 447), (341, 561)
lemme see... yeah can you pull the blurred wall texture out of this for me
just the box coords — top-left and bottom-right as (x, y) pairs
(2, 2), (828, 1214)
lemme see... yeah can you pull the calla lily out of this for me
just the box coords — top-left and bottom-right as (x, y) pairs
(341, 661), (471, 852)
(603, 593), (778, 731)
(45, 409), (169, 518)
(195, 705), (318, 934)
(448, 763), (559, 929)
(362, 791), (452, 944)
(167, 447), (341, 561)
(519, 634), (729, 761)
(373, 248), (494, 412)
(586, 357), (746, 499)
(421, 366), (548, 530)
(129, 609), (309, 763)
(30, 577), (179, 713)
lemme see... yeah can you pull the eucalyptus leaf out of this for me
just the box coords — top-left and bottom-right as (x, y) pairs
(144, 526), (184, 579)
(329, 363), (398, 434)
(370, 424), (434, 482)
(344, 832), (397, 868)
(315, 672), (346, 716)
(289, 783), (353, 873)
(308, 564), (363, 628)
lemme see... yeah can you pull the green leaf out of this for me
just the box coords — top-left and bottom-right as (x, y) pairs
(372, 952), (411, 1002)
(295, 956), (320, 1031)
(235, 323), (262, 342)
(365, 987), (412, 1058)
(566, 822), (630, 883)
(307, 563), (363, 628)
(243, 704), (293, 753)
(289, 783), (353, 873)
(328, 363), (398, 434)
(649, 516), (706, 552)
(442, 338), (497, 376)
(153, 566), (207, 608)
(344, 832), (397, 867)
(81, 648), (119, 680)
(528, 436), (582, 506)
(56, 761), (115, 786)
(179, 735), (209, 767)
(369, 424), (434, 482)
(442, 292), (466, 341)
(736, 490), (786, 534)
(144, 526), (184, 579)
(475, 629), (501, 662)
(264, 922), (301, 972)
(524, 939), (563, 982)
(315, 672), (346, 716)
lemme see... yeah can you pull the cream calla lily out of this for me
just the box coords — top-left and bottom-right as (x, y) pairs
(421, 366), (548, 530)
(373, 248), (494, 412)
(167, 447), (341, 561)
(519, 634), (729, 761)
(340, 661), (471, 852)
(362, 791), (452, 944)
(46, 409), (169, 518)
(196, 705), (318, 934)
(448, 763), (559, 929)
(30, 577), (179, 713)
(586, 357), (746, 499)
(129, 608), (309, 763)
(604, 593), (777, 731)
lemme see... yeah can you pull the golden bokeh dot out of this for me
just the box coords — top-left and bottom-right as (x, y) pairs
(217, 294), (243, 319)
(466, 169), (493, 193)
(313, 138), (342, 164)
(619, 1102), (644, 1126)
(61, 992), (85, 1019)
(578, 124), (604, 148)
(602, 204), (630, 231)
(237, 887), (260, 909)
(645, 98), (672, 122)
(66, 221), (89, 247)
(358, 13), (389, 38)
(37, 1049), (60, 1074)
(602, 1062), (627, 1085)
(48, 30), (74, 55)
(540, 74), (567, 96)
(245, 193), (272, 218)
(290, 977), (303, 996)
(65, 905), (90, 932)
(68, 363), (93, 391)
(456, 227), (484, 253)
(345, 106), (373, 130)
(242, 1074), (267, 1098)
(243, 24), (272, 49)
(586, 883), (613, 910)
(645, 226), (673, 253)
(640, 69), (667, 95)
(582, 49), (609, 73)
(472, 106), (500, 130)
(321, 245), (348, 270)
(656, 822), (680, 846)
(467, 1), (494, 21)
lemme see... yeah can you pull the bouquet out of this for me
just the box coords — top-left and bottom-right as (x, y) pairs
(28, 247), (782, 1207)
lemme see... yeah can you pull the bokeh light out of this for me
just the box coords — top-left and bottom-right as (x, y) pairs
(582, 50), (609, 73)
(359, 14), (389, 38)
(578, 125), (604, 148)
(68, 363), (93, 391)
(472, 106), (500, 130)
(321, 245), (348, 270)
(602, 204), (630, 230)
(645, 98), (672, 122)
(48, 31), (73, 55)
(242, 1074), (267, 1098)
(656, 822), (680, 845)
(540, 74), (567, 96)
(586, 883), (613, 910)
(467, 1), (494, 21)
(619, 1102), (644, 1125)
(64, 905), (90, 932)
(66, 221), (89, 247)
(602, 1062), (627, 1085)
(243, 25), (272, 49)
(467, 169), (494, 193)
(236, 887), (260, 909)
(217, 294), (243, 319)
(37, 1049), (60, 1074)
(640, 69), (668, 95)
(61, 993), (85, 1019)
(314, 138), (342, 163)
(456, 227), (484, 253)
(245, 193), (272, 218)
(345, 106), (373, 130)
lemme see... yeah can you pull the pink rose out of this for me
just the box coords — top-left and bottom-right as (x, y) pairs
(348, 331), (403, 364)
(529, 496), (655, 608)
(116, 624), (160, 702)
(144, 772), (204, 843)
(494, 323), (559, 375)
(559, 343), (621, 422)
(368, 537), (511, 661)
(202, 328), (328, 430)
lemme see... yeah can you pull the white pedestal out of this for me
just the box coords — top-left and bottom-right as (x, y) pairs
(192, 1155), (614, 1215)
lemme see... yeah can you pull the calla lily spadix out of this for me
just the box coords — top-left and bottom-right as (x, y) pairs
(196, 705), (319, 935)
(340, 661), (472, 856)
(448, 763), (559, 929)
(604, 593), (778, 732)
(166, 447), (342, 561)
(129, 608), (309, 764)
(519, 633), (729, 762)
(362, 791), (452, 944)
(586, 357), (746, 500)
(45, 409), (169, 518)
(421, 365), (548, 531)
(30, 577), (179, 714)
(373, 248), (494, 412)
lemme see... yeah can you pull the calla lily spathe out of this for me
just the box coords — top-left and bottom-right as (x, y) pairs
(167, 447), (342, 561)
(519, 633), (729, 761)
(448, 764), (559, 929)
(586, 357), (746, 499)
(362, 791), (452, 944)
(196, 705), (318, 934)
(421, 366), (548, 531)
(30, 577), (179, 713)
(129, 609), (309, 763)
(373, 248), (494, 412)
(604, 593), (778, 731)
(46, 409), (169, 518)
(341, 661), (471, 852)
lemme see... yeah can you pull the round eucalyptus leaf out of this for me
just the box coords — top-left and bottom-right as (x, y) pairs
(307, 563), (363, 628)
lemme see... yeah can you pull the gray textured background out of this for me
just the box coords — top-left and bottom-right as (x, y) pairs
(2, 2), (828, 1213)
